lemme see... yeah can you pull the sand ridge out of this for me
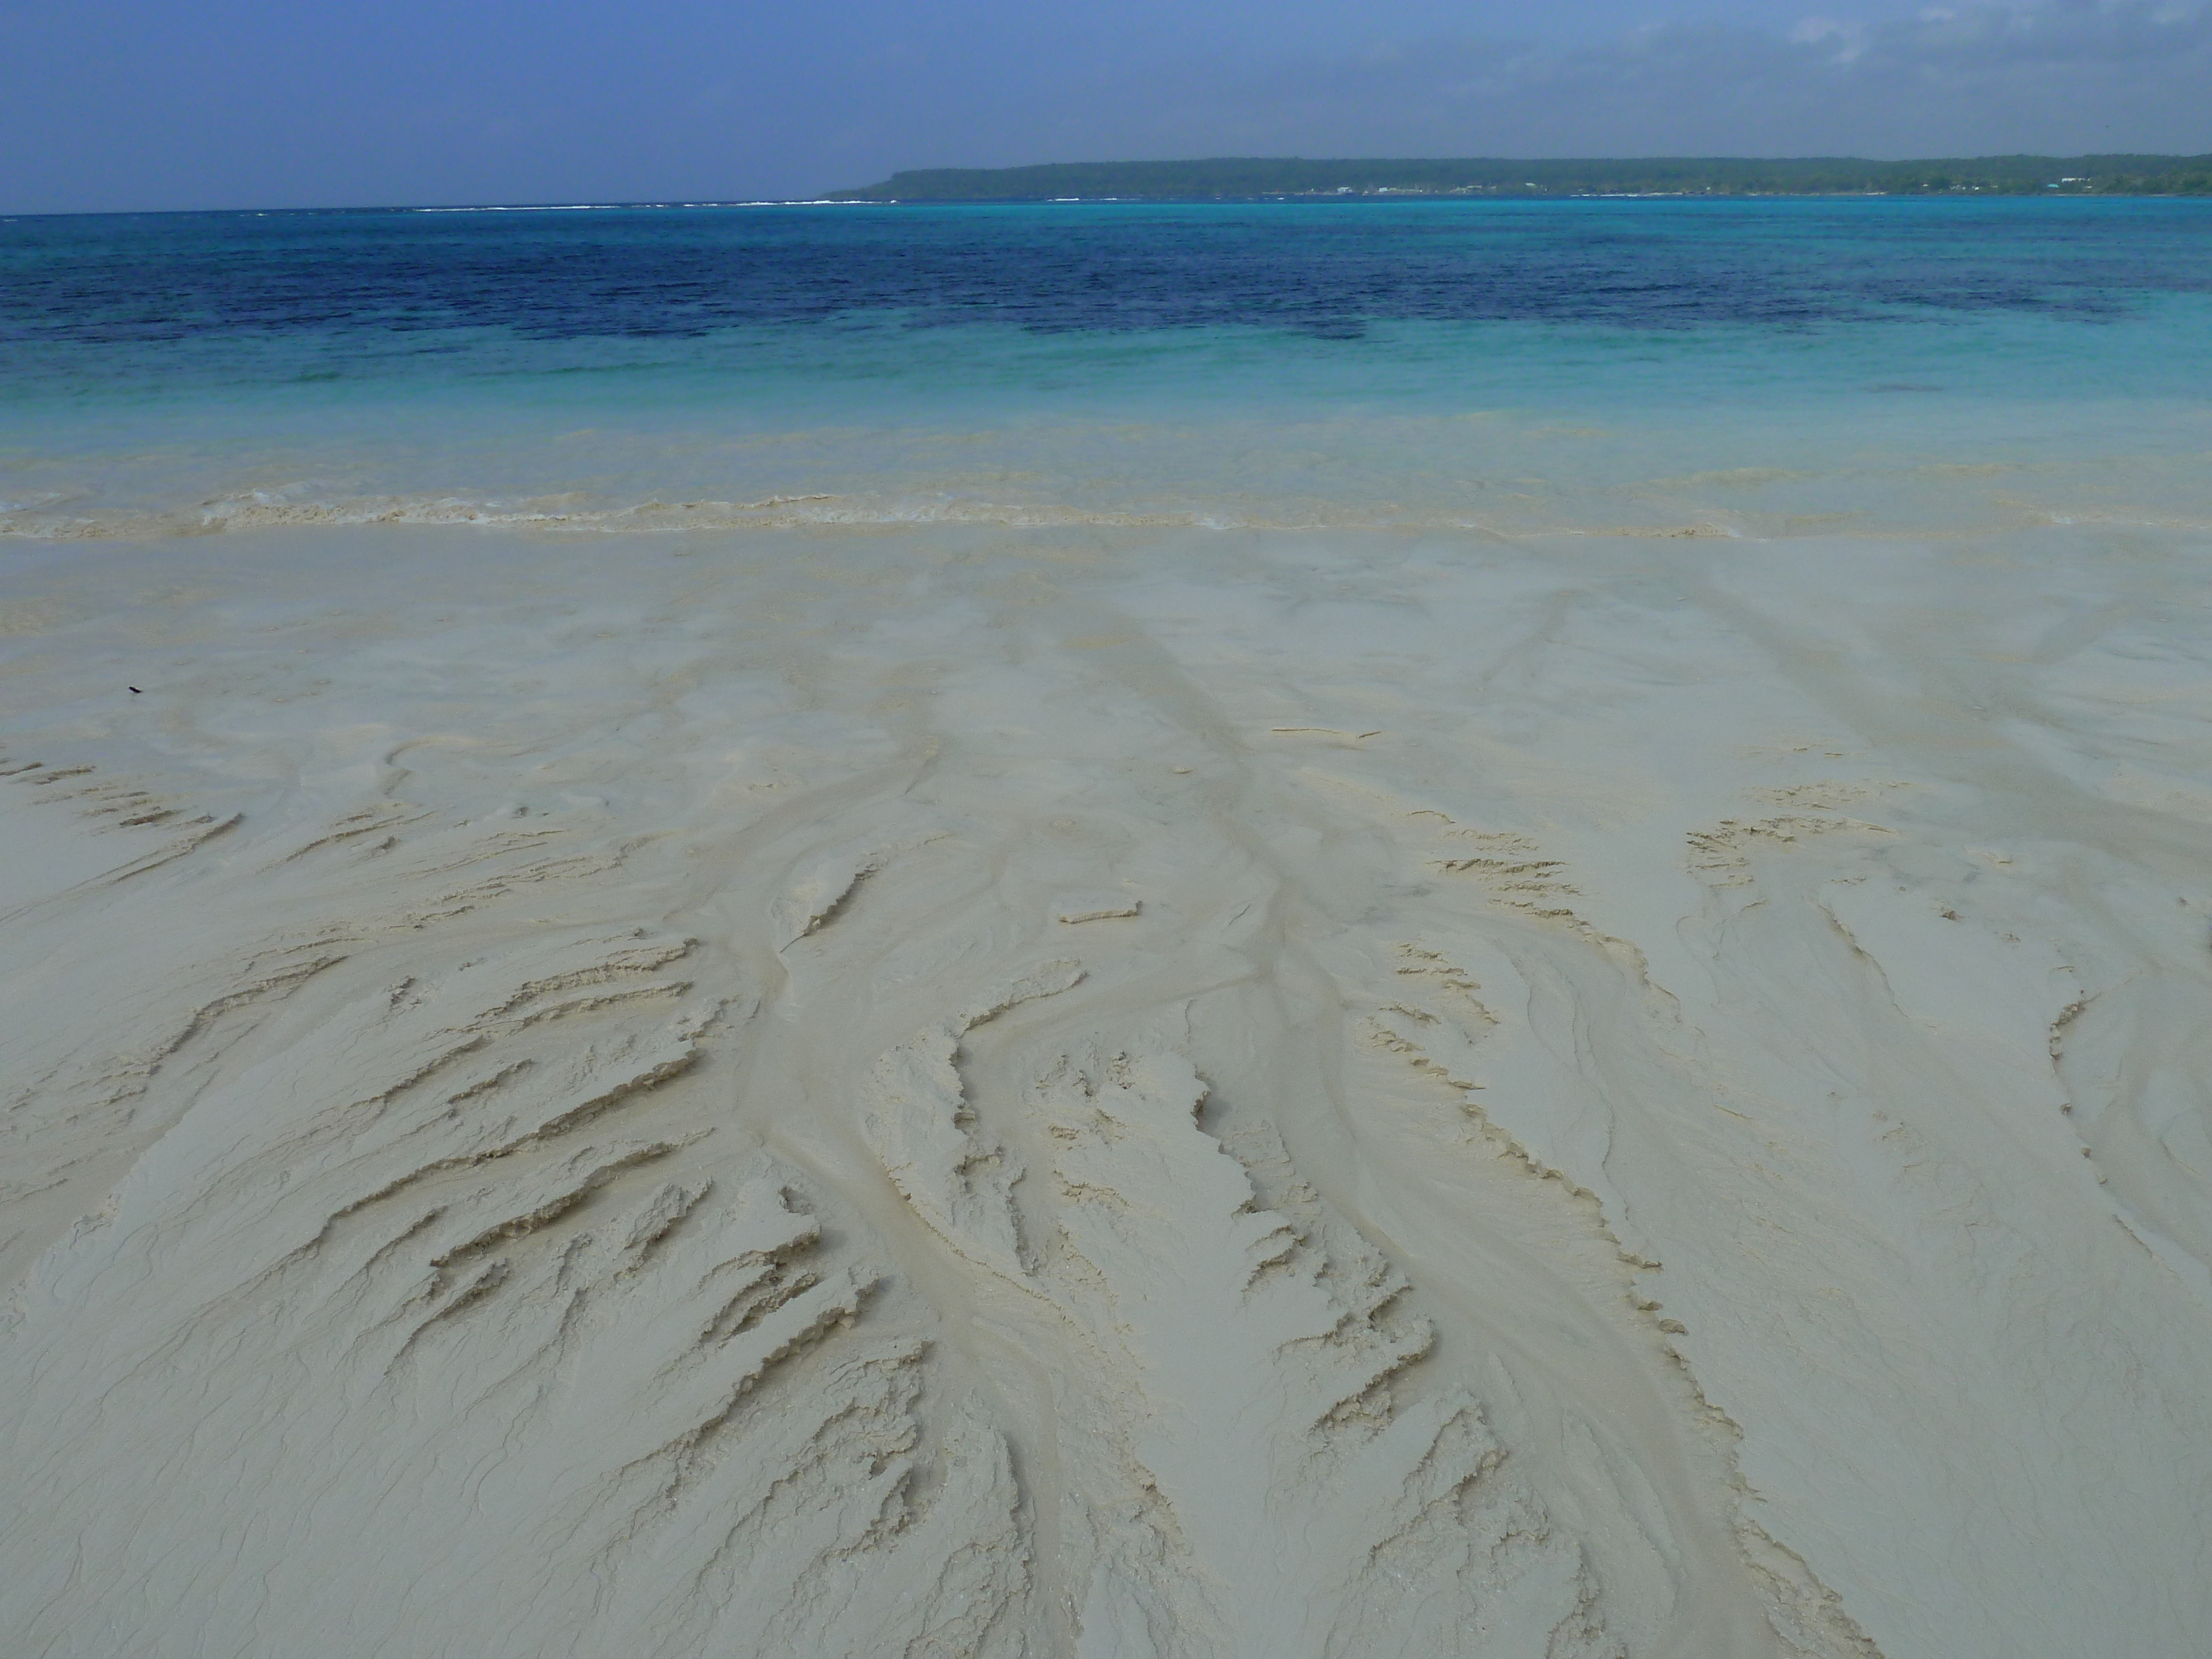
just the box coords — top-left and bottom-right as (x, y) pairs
(1, 522), (2207, 1657)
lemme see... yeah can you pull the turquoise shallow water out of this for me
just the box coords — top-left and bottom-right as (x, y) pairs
(4, 198), (2210, 535)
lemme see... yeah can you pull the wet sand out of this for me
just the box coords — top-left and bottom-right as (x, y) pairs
(2, 521), (2208, 1657)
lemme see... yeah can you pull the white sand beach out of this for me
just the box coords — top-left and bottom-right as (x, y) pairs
(3, 520), (2209, 1657)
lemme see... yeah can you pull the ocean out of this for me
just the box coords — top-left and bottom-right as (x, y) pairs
(6, 196), (2211, 538)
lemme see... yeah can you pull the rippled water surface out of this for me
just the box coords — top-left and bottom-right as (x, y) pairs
(4, 199), (2210, 534)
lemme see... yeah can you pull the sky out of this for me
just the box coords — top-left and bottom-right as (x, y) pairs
(2, 0), (2209, 212)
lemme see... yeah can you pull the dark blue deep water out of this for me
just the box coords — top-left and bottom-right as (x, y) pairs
(8, 198), (2212, 386)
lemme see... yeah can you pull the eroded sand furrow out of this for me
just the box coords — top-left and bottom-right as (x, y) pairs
(3, 524), (2209, 1657)
(737, 651), (1863, 1655)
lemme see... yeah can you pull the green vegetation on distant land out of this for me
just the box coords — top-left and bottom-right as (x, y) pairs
(827, 156), (2212, 201)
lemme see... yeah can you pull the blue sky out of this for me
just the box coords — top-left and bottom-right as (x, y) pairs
(3, 0), (2208, 212)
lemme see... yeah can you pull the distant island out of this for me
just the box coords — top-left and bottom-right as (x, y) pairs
(827, 155), (2212, 201)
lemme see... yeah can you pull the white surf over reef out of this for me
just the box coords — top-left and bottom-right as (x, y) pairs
(2, 517), (2209, 1658)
